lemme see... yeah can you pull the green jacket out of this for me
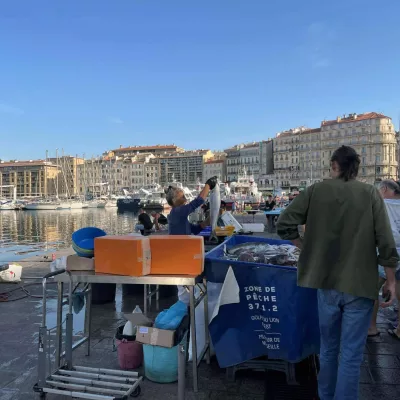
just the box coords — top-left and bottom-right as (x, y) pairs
(277, 179), (399, 300)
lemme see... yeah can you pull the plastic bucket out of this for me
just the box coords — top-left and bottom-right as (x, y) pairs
(115, 326), (143, 370)
(143, 343), (180, 383)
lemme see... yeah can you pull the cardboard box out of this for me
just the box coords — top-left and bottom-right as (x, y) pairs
(149, 236), (204, 276)
(66, 255), (94, 271)
(135, 315), (189, 348)
(94, 236), (151, 276)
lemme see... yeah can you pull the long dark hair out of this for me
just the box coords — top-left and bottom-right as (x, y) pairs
(330, 145), (360, 181)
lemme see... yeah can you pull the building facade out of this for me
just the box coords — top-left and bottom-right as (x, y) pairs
(225, 146), (242, 182)
(239, 143), (260, 182)
(203, 160), (226, 182)
(271, 112), (398, 189)
(159, 150), (213, 185)
(320, 113), (397, 184)
(48, 156), (84, 196)
(0, 160), (59, 198)
(259, 140), (274, 189)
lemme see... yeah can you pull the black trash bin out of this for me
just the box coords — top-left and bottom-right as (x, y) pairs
(91, 283), (116, 304)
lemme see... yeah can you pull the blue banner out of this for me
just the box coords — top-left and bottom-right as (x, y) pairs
(208, 264), (320, 368)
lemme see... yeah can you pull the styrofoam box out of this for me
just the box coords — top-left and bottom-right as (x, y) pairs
(241, 223), (265, 233)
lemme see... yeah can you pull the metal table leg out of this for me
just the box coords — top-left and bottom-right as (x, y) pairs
(203, 278), (210, 365)
(189, 285), (198, 392)
(84, 283), (92, 356)
(143, 284), (148, 315)
(178, 336), (187, 400)
(55, 281), (63, 368)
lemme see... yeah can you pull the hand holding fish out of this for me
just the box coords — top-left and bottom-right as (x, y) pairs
(205, 176), (218, 190)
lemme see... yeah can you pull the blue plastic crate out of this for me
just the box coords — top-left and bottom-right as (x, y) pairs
(205, 235), (320, 367)
(205, 235), (294, 283)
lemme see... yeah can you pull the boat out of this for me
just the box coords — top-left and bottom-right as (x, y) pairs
(105, 199), (117, 208)
(24, 201), (60, 210)
(86, 199), (106, 208)
(223, 168), (262, 208)
(57, 201), (86, 210)
(0, 201), (17, 210)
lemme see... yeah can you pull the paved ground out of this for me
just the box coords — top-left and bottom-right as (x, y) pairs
(1, 222), (400, 399)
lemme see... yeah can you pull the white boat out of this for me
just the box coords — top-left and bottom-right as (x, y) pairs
(105, 199), (118, 208)
(58, 201), (86, 210)
(24, 201), (60, 210)
(224, 168), (262, 205)
(0, 201), (17, 210)
(86, 199), (106, 208)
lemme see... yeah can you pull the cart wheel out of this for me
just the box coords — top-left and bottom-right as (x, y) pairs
(130, 386), (141, 397)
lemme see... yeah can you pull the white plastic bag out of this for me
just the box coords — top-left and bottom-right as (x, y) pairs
(0, 264), (22, 283)
(49, 256), (67, 273)
(178, 282), (223, 361)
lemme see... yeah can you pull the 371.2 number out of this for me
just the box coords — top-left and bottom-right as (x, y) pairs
(248, 303), (278, 312)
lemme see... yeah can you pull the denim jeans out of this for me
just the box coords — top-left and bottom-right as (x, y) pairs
(317, 289), (374, 400)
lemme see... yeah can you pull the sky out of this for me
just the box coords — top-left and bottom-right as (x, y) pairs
(1, 0), (400, 160)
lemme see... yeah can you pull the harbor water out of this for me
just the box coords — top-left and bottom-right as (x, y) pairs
(0, 208), (155, 263)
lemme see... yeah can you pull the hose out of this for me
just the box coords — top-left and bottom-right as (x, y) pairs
(0, 281), (61, 302)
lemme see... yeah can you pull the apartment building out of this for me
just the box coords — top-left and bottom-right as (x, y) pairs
(225, 145), (242, 182)
(259, 140), (274, 189)
(271, 112), (398, 189)
(320, 112), (397, 184)
(203, 160), (226, 182)
(240, 143), (260, 182)
(159, 150), (213, 185)
(0, 160), (59, 197)
(77, 158), (105, 196)
(225, 143), (261, 182)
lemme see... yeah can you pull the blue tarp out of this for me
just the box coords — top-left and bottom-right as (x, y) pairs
(205, 236), (320, 368)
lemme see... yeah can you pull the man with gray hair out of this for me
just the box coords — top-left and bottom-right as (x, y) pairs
(369, 180), (400, 340)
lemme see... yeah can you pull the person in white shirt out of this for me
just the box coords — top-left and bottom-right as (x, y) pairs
(368, 180), (400, 339)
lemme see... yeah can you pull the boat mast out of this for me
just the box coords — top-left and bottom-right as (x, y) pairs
(55, 148), (59, 199)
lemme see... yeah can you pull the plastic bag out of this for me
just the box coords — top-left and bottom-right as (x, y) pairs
(155, 301), (188, 330)
(49, 256), (67, 273)
(0, 264), (22, 283)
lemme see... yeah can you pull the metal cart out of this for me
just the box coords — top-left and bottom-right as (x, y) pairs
(34, 270), (210, 399)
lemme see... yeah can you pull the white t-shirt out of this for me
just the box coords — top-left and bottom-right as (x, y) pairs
(384, 199), (400, 255)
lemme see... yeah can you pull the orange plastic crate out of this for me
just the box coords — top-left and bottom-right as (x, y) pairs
(149, 236), (204, 276)
(94, 236), (151, 276)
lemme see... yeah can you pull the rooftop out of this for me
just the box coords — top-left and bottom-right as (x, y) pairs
(277, 127), (321, 138)
(0, 160), (57, 168)
(204, 160), (224, 164)
(322, 112), (390, 126)
(112, 144), (183, 153)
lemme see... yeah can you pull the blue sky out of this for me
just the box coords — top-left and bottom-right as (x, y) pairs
(1, 0), (400, 160)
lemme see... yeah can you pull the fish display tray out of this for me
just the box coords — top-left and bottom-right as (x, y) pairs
(204, 235), (294, 283)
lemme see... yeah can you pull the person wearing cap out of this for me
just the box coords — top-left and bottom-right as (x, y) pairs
(166, 176), (218, 235)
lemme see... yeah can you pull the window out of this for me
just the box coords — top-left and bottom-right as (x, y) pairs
(362, 167), (365, 175)
(362, 157), (366, 164)
(362, 147), (366, 154)
(376, 155), (381, 163)
(376, 166), (381, 174)
(376, 126), (380, 133)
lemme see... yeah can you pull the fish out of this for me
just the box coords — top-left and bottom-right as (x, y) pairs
(209, 180), (221, 242)
(222, 242), (300, 267)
